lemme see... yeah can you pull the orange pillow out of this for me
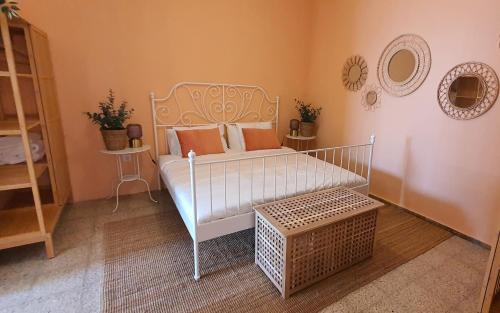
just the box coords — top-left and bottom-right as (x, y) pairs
(242, 128), (281, 151)
(176, 128), (225, 157)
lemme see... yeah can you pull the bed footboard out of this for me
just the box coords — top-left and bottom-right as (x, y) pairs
(187, 135), (375, 280)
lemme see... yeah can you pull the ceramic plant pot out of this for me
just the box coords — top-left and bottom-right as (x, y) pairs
(101, 129), (128, 151)
(300, 122), (315, 137)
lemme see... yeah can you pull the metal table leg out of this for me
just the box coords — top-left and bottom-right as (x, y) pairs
(112, 152), (158, 213)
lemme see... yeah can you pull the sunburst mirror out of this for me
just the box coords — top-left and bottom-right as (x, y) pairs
(342, 55), (368, 92)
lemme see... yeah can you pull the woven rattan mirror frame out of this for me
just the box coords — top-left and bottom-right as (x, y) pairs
(438, 62), (499, 120)
(361, 84), (382, 111)
(377, 34), (431, 97)
(342, 55), (368, 92)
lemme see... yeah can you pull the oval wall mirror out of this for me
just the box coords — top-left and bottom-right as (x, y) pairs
(438, 62), (499, 120)
(378, 34), (431, 97)
(349, 65), (362, 82)
(342, 55), (368, 92)
(366, 91), (378, 105)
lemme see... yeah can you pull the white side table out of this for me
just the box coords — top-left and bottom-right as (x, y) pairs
(100, 144), (157, 212)
(285, 134), (316, 151)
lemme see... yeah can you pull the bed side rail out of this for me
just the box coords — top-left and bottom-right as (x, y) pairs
(188, 135), (376, 226)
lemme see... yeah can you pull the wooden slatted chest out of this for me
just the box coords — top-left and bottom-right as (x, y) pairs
(254, 187), (383, 298)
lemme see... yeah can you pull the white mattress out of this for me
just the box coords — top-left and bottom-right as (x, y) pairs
(159, 148), (367, 225)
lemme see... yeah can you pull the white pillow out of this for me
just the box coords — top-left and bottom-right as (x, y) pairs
(166, 124), (228, 156)
(166, 129), (181, 156)
(226, 122), (273, 151)
(226, 124), (242, 151)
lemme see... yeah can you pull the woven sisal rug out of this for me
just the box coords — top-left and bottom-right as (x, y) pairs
(103, 204), (451, 313)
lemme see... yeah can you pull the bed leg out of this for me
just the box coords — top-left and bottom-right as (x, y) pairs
(194, 240), (200, 281)
(188, 150), (200, 281)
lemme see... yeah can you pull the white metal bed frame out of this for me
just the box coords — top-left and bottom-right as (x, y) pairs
(150, 82), (375, 280)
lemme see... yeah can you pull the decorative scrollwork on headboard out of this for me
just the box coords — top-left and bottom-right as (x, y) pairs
(150, 82), (279, 127)
(149, 82), (280, 161)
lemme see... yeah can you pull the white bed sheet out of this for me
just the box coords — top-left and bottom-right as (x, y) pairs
(159, 148), (367, 225)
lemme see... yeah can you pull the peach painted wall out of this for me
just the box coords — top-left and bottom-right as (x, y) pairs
(306, 0), (500, 245)
(20, 0), (312, 202)
(17, 0), (499, 244)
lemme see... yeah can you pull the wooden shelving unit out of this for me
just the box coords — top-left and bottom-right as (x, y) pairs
(0, 14), (71, 258)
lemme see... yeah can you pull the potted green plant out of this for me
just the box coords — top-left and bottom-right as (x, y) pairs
(294, 98), (322, 137)
(84, 89), (134, 151)
(1, 1), (20, 19)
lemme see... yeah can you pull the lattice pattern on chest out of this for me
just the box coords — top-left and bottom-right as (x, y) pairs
(289, 210), (377, 292)
(255, 214), (285, 291)
(254, 187), (381, 298)
(262, 187), (376, 231)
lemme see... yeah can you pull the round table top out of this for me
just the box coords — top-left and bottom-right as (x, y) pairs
(100, 144), (151, 155)
(285, 134), (316, 141)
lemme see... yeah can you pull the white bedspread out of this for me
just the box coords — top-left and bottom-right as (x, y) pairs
(159, 148), (367, 224)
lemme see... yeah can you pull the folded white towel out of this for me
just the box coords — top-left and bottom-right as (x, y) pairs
(0, 133), (46, 165)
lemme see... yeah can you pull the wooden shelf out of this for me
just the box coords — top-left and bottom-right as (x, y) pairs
(0, 162), (47, 191)
(0, 118), (40, 135)
(0, 42), (29, 58)
(0, 71), (33, 77)
(0, 203), (62, 250)
(0, 186), (53, 210)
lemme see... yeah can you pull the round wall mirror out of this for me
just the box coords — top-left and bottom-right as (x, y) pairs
(377, 34), (431, 96)
(361, 84), (382, 111)
(348, 64), (362, 82)
(388, 49), (416, 83)
(448, 75), (485, 109)
(342, 55), (368, 91)
(438, 62), (499, 120)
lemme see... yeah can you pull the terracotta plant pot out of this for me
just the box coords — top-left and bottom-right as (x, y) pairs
(101, 129), (128, 151)
(300, 122), (315, 137)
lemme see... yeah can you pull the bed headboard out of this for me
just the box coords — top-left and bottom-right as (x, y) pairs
(150, 82), (280, 157)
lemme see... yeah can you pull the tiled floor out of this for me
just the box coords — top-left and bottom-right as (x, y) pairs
(321, 236), (489, 313)
(0, 192), (491, 313)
